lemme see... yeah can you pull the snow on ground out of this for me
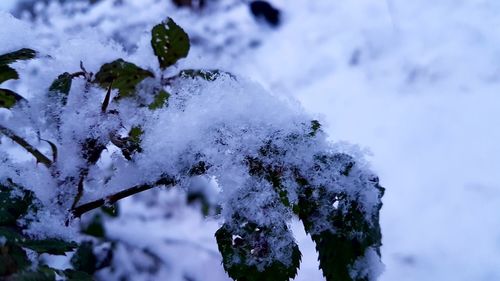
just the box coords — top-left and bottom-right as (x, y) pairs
(2, 0), (500, 280)
(0, 0), (15, 11)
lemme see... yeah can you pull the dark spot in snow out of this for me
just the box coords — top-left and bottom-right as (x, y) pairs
(350, 49), (362, 66)
(249, 1), (281, 27)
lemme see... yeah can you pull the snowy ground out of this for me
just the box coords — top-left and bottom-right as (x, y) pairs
(2, 1), (500, 280)
(0, 0), (15, 10)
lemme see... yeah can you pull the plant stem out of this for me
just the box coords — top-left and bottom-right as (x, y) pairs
(0, 124), (52, 168)
(70, 176), (176, 218)
(101, 81), (113, 113)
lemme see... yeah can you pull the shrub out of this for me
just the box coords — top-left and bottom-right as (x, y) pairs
(0, 17), (384, 281)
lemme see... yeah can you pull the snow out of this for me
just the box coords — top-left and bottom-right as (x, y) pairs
(1, 0), (500, 280)
(0, 11), (33, 54)
(99, 192), (229, 281)
(0, 1), (15, 12)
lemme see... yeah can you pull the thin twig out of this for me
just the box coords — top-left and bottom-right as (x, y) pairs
(0, 124), (52, 168)
(70, 171), (87, 210)
(70, 176), (176, 218)
(101, 81), (113, 113)
(70, 138), (107, 209)
(40, 138), (58, 163)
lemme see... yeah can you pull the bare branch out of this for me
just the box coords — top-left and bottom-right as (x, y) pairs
(70, 176), (176, 218)
(101, 80), (113, 113)
(0, 124), (52, 168)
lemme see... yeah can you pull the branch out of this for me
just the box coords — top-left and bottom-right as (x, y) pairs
(69, 138), (108, 208)
(70, 171), (87, 210)
(101, 80), (113, 113)
(0, 124), (52, 168)
(70, 176), (176, 218)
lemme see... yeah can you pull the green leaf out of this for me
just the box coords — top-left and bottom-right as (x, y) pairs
(151, 17), (190, 69)
(12, 266), (56, 281)
(148, 90), (170, 110)
(0, 227), (77, 255)
(245, 156), (290, 207)
(22, 238), (77, 255)
(215, 221), (301, 281)
(309, 120), (321, 137)
(0, 89), (26, 109)
(123, 125), (143, 160)
(82, 214), (106, 238)
(49, 72), (73, 105)
(0, 183), (34, 226)
(0, 242), (30, 277)
(61, 269), (93, 281)
(0, 227), (24, 242)
(0, 65), (19, 84)
(71, 241), (97, 275)
(0, 182), (73, 276)
(309, 200), (383, 281)
(0, 49), (36, 66)
(294, 156), (384, 281)
(129, 126), (144, 143)
(111, 126), (144, 160)
(94, 59), (154, 98)
(49, 73), (72, 94)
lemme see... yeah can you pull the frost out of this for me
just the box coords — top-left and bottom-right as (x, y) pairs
(24, 210), (79, 241)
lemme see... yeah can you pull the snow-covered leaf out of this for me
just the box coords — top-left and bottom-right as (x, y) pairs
(82, 214), (106, 238)
(49, 72), (73, 105)
(294, 155), (384, 281)
(0, 65), (19, 84)
(0, 183), (34, 226)
(12, 266), (57, 281)
(0, 89), (25, 109)
(216, 221), (301, 281)
(0, 49), (36, 65)
(94, 59), (154, 98)
(177, 69), (232, 81)
(148, 90), (170, 110)
(22, 239), (78, 255)
(0, 242), (30, 277)
(60, 269), (93, 281)
(151, 18), (190, 69)
(71, 241), (98, 275)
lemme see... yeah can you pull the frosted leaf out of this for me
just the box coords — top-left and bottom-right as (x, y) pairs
(151, 17), (190, 69)
(349, 247), (385, 280)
